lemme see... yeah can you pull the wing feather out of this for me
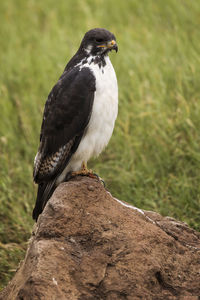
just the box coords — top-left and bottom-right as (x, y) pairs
(33, 66), (96, 183)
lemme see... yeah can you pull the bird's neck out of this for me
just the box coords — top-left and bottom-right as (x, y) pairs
(65, 48), (108, 72)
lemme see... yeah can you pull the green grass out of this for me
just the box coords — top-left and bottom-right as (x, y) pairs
(0, 0), (200, 289)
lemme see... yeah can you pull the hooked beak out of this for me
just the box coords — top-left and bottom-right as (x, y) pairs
(97, 40), (118, 52)
(107, 40), (118, 52)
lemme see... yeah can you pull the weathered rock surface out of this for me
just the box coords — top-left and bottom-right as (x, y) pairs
(1, 176), (200, 300)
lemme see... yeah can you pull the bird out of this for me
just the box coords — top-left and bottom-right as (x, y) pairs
(32, 28), (118, 221)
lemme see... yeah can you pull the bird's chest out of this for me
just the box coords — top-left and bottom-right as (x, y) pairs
(83, 57), (118, 157)
(67, 56), (118, 168)
(93, 58), (118, 111)
(89, 57), (118, 126)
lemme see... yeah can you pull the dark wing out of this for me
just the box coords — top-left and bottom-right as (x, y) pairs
(32, 66), (96, 221)
(33, 66), (96, 184)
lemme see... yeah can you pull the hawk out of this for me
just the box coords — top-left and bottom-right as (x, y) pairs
(33, 28), (118, 221)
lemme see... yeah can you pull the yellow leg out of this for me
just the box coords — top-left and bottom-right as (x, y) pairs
(70, 162), (104, 183)
(71, 161), (94, 177)
(82, 161), (89, 172)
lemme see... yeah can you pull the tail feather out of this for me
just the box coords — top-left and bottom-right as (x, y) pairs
(32, 179), (57, 221)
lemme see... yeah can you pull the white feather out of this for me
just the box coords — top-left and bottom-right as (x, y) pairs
(57, 55), (118, 183)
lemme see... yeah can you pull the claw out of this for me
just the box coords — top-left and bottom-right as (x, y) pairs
(92, 173), (106, 187)
(69, 162), (105, 186)
(70, 161), (93, 177)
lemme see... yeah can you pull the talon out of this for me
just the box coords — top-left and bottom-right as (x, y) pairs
(70, 161), (93, 177)
(69, 162), (105, 186)
(88, 173), (98, 179)
(92, 173), (106, 187)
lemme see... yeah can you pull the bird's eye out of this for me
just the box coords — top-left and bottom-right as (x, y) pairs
(95, 38), (104, 43)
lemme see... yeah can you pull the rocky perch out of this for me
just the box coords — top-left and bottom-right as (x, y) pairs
(1, 176), (200, 300)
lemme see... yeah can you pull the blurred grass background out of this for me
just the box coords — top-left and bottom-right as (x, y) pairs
(0, 0), (200, 289)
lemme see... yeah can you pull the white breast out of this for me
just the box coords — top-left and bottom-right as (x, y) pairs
(58, 55), (118, 182)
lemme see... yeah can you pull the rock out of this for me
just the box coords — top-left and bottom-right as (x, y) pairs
(0, 176), (200, 300)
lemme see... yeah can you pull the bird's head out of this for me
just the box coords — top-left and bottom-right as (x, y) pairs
(80, 28), (118, 56)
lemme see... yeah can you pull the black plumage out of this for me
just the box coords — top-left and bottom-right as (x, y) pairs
(32, 28), (118, 221)
(34, 68), (95, 182)
(33, 67), (95, 220)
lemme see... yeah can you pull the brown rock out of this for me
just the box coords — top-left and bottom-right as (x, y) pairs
(1, 176), (200, 300)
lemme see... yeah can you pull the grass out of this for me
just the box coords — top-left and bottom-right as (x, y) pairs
(0, 0), (200, 289)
